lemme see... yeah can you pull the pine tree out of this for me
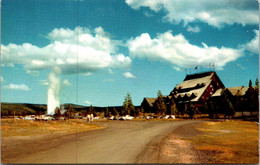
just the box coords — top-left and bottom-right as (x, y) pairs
(249, 79), (253, 88)
(112, 107), (118, 116)
(186, 101), (195, 119)
(104, 107), (110, 117)
(121, 92), (135, 116)
(54, 107), (61, 119)
(88, 105), (95, 114)
(169, 98), (178, 115)
(154, 90), (166, 116)
(255, 78), (259, 91)
(222, 90), (235, 119)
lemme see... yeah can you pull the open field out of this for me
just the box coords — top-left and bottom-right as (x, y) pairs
(1, 119), (105, 137)
(1, 120), (200, 164)
(193, 120), (259, 164)
(1, 119), (259, 164)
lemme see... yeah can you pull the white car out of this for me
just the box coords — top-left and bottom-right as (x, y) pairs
(122, 115), (134, 120)
(108, 116), (114, 120)
(24, 116), (35, 120)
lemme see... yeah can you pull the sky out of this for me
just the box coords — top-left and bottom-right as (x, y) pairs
(1, 0), (259, 107)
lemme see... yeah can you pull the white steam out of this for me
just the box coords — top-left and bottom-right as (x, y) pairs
(47, 67), (61, 115)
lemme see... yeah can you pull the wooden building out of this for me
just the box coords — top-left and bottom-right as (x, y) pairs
(141, 98), (157, 113)
(169, 71), (225, 111)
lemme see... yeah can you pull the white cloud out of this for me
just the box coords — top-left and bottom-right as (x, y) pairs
(127, 31), (243, 70)
(173, 66), (181, 71)
(3, 83), (30, 91)
(40, 80), (49, 86)
(144, 11), (153, 17)
(1, 27), (132, 75)
(84, 100), (91, 105)
(186, 26), (200, 33)
(242, 30), (259, 54)
(63, 79), (71, 86)
(125, 0), (259, 27)
(237, 63), (246, 70)
(123, 72), (136, 79)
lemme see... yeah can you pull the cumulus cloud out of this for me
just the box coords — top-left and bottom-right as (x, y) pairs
(3, 83), (30, 91)
(123, 72), (136, 79)
(173, 66), (181, 71)
(84, 100), (91, 105)
(186, 26), (200, 33)
(63, 79), (71, 86)
(128, 31), (243, 70)
(1, 27), (132, 75)
(242, 30), (259, 54)
(125, 0), (259, 27)
(40, 80), (49, 86)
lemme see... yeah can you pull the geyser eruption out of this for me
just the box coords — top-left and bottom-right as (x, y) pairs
(47, 67), (61, 115)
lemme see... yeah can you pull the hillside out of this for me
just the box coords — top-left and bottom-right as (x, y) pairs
(0, 103), (131, 116)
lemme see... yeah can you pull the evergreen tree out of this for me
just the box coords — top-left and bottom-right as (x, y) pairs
(67, 104), (75, 118)
(88, 105), (95, 114)
(169, 98), (178, 115)
(111, 107), (118, 116)
(249, 79), (253, 87)
(121, 92), (135, 116)
(104, 107), (110, 117)
(245, 83), (258, 116)
(54, 107), (61, 119)
(135, 108), (141, 117)
(154, 90), (167, 116)
(140, 107), (144, 116)
(221, 90), (235, 119)
(80, 110), (87, 117)
(255, 78), (259, 91)
(186, 101), (195, 119)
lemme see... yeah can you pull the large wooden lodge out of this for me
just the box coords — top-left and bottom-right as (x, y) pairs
(141, 71), (258, 116)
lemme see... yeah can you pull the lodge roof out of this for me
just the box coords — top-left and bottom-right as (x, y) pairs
(211, 88), (223, 97)
(174, 72), (215, 102)
(227, 86), (249, 96)
(143, 98), (157, 107)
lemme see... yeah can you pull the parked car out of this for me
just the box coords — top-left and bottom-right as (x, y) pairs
(108, 116), (114, 120)
(120, 115), (134, 120)
(24, 116), (35, 120)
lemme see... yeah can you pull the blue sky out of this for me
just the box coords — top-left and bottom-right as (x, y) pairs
(1, 0), (259, 107)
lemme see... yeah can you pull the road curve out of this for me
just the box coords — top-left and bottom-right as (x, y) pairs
(12, 120), (203, 164)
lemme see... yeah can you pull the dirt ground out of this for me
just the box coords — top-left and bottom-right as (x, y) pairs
(1, 120), (201, 164)
(1, 119), (258, 164)
(141, 119), (259, 164)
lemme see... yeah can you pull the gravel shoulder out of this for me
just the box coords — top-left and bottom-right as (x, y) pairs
(2, 120), (203, 164)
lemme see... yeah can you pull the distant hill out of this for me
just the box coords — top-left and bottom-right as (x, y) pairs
(1, 103), (47, 116)
(1, 102), (139, 116)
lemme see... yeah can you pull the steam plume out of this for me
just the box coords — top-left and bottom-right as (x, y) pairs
(47, 67), (61, 115)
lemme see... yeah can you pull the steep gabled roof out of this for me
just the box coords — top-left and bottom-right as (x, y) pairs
(211, 88), (223, 97)
(143, 98), (157, 107)
(227, 86), (249, 96)
(174, 72), (215, 102)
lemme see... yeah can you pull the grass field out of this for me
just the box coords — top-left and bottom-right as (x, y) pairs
(1, 119), (105, 137)
(193, 120), (259, 164)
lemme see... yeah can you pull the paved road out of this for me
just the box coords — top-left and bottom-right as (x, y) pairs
(11, 120), (202, 164)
